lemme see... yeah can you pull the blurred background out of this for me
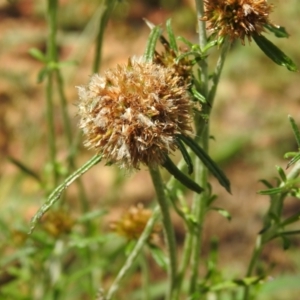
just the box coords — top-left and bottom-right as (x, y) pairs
(0, 0), (300, 299)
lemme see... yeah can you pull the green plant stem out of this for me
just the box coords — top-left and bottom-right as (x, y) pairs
(55, 70), (72, 148)
(149, 166), (177, 300)
(207, 39), (231, 106)
(195, 0), (207, 52)
(93, 0), (117, 73)
(189, 129), (209, 295)
(174, 233), (193, 299)
(46, 0), (59, 186)
(189, 0), (209, 295)
(195, 0), (208, 105)
(105, 206), (160, 300)
(189, 1), (230, 295)
(242, 160), (300, 300)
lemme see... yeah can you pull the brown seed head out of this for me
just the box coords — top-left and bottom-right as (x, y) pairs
(77, 58), (193, 169)
(202, 0), (273, 44)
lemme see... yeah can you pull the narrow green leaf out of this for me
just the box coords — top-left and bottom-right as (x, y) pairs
(288, 115), (300, 148)
(276, 165), (287, 182)
(253, 34), (298, 71)
(28, 47), (47, 62)
(207, 194), (218, 206)
(210, 207), (232, 221)
(280, 234), (291, 250)
(177, 36), (194, 49)
(175, 51), (202, 64)
(286, 152), (300, 169)
(210, 276), (262, 292)
(202, 40), (219, 53)
(259, 178), (300, 195)
(258, 223), (271, 234)
(258, 186), (286, 195)
(293, 188), (300, 198)
(149, 244), (168, 270)
(8, 156), (41, 183)
(37, 67), (49, 83)
(191, 87), (206, 103)
(269, 231), (300, 248)
(284, 152), (298, 159)
(162, 156), (203, 194)
(280, 230), (300, 236)
(166, 19), (178, 52)
(29, 154), (102, 233)
(178, 135), (231, 193)
(144, 25), (162, 62)
(281, 212), (300, 226)
(264, 24), (290, 38)
(176, 137), (193, 174)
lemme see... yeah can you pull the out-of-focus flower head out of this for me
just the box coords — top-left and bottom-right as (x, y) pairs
(41, 210), (75, 237)
(202, 0), (273, 44)
(77, 57), (193, 170)
(110, 203), (161, 243)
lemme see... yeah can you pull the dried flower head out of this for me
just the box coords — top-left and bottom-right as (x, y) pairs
(153, 38), (194, 87)
(202, 0), (273, 44)
(110, 203), (161, 243)
(41, 210), (75, 237)
(11, 229), (28, 246)
(77, 58), (193, 169)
